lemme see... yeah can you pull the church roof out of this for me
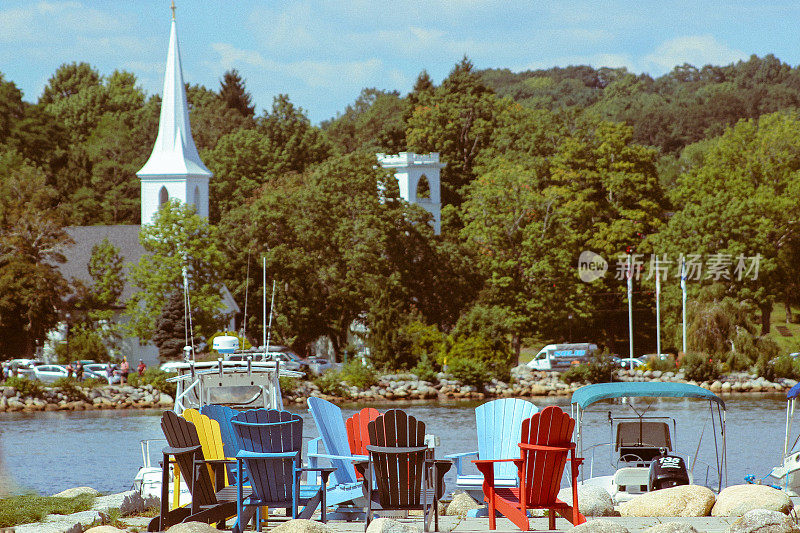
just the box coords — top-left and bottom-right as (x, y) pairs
(59, 225), (239, 314)
(137, 16), (212, 179)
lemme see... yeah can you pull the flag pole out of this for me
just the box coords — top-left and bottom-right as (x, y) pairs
(655, 256), (661, 360)
(628, 254), (634, 360)
(681, 257), (687, 355)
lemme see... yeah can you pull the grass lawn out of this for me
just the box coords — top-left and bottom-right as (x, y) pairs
(765, 303), (800, 356)
(0, 493), (95, 527)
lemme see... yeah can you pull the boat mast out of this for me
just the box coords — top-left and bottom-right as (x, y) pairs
(681, 257), (687, 355)
(655, 256), (661, 360)
(627, 254), (634, 360)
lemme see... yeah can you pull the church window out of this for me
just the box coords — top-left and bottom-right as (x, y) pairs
(416, 174), (431, 200)
(159, 186), (169, 207)
(193, 185), (200, 207)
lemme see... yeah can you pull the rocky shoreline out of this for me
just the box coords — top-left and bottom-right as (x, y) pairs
(0, 366), (794, 413)
(282, 365), (798, 405)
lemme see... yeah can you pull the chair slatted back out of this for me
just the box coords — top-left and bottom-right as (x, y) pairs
(183, 408), (227, 485)
(308, 397), (358, 485)
(161, 410), (217, 507)
(367, 409), (426, 508)
(232, 409), (302, 504)
(476, 398), (537, 479)
(520, 405), (575, 508)
(201, 404), (241, 481)
(347, 407), (381, 455)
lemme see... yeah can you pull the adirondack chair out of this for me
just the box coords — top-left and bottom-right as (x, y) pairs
(360, 409), (450, 532)
(148, 411), (240, 532)
(445, 398), (538, 500)
(201, 404), (243, 483)
(474, 405), (586, 531)
(306, 397), (369, 510)
(183, 408), (228, 488)
(346, 407), (381, 480)
(230, 408), (336, 530)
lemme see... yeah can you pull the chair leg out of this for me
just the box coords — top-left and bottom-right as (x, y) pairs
(549, 508), (555, 530)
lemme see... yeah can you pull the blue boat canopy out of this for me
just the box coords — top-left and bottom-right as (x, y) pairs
(787, 383), (800, 400)
(571, 382), (725, 410)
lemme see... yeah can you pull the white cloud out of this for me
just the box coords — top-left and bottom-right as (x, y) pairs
(644, 35), (746, 73)
(0, 1), (121, 43)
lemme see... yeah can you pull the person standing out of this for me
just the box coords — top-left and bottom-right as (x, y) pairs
(75, 361), (84, 382)
(65, 362), (74, 379)
(137, 359), (146, 376)
(119, 357), (129, 384)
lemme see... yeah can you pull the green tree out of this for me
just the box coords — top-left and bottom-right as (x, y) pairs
(152, 292), (189, 359)
(654, 112), (800, 334)
(407, 57), (499, 206)
(127, 200), (229, 342)
(219, 69), (255, 118)
(322, 88), (406, 154)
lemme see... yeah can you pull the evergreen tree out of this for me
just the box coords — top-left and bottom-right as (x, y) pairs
(219, 69), (255, 119)
(152, 292), (188, 360)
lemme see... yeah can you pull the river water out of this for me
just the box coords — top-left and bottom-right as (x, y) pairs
(0, 394), (789, 496)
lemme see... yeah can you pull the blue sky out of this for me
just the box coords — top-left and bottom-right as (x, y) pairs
(2, 1), (800, 124)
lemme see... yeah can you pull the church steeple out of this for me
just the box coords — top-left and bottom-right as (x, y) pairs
(137, 4), (212, 225)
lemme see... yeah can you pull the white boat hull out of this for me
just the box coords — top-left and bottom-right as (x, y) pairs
(769, 451), (800, 497)
(133, 466), (191, 507)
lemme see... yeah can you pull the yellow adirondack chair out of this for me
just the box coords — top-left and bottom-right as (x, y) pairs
(167, 409), (229, 510)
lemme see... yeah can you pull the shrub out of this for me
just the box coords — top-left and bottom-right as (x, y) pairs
(51, 378), (87, 401)
(681, 353), (722, 382)
(54, 327), (109, 363)
(447, 335), (513, 382)
(448, 357), (490, 389)
(313, 371), (349, 398)
(763, 354), (800, 380)
(339, 360), (378, 389)
(128, 368), (176, 397)
(3, 376), (44, 398)
(561, 354), (616, 384)
(279, 376), (299, 393)
(411, 353), (439, 383)
(644, 355), (677, 372)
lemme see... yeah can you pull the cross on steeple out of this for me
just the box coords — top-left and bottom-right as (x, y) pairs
(170, 1), (176, 20)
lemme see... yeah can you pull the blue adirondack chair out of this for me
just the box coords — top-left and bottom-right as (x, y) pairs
(230, 408), (335, 531)
(201, 404), (242, 483)
(445, 398), (538, 501)
(307, 397), (368, 512)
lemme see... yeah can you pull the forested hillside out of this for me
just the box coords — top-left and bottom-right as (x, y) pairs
(2, 54), (800, 379)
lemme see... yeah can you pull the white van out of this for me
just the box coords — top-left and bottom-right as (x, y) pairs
(527, 343), (598, 371)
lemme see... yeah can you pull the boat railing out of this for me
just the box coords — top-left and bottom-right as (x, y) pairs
(140, 438), (167, 469)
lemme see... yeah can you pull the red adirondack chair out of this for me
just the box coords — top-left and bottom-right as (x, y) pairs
(346, 408), (381, 479)
(474, 405), (586, 531)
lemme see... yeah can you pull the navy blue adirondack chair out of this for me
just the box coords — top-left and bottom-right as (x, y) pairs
(231, 408), (335, 531)
(201, 404), (243, 483)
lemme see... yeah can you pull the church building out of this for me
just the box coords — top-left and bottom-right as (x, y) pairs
(55, 7), (238, 365)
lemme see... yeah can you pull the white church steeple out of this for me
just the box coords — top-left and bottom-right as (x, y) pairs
(137, 3), (212, 225)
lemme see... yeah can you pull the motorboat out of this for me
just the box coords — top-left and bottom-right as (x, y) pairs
(132, 438), (191, 507)
(167, 358), (303, 415)
(571, 382), (727, 504)
(767, 383), (800, 495)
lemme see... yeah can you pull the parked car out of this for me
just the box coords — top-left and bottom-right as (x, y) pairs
(27, 364), (70, 383)
(307, 357), (334, 375)
(612, 356), (645, 370)
(84, 363), (121, 384)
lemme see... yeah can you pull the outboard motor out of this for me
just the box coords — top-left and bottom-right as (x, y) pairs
(648, 449), (690, 491)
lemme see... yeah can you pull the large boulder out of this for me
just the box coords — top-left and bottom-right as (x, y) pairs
(52, 486), (101, 498)
(711, 484), (793, 516)
(366, 517), (420, 533)
(643, 524), (700, 533)
(618, 485), (715, 517)
(727, 509), (800, 533)
(166, 522), (224, 533)
(271, 519), (336, 533)
(446, 492), (480, 516)
(570, 519), (630, 533)
(558, 486), (615, 517)
(84, 527), (127, 533)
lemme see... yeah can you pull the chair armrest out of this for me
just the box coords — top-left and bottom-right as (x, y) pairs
(237, 450), (299, 459)
(308, 452), (369, 462)
(519, 443), (572, 453)
(203, 458), (236, 464)
(296, 466), (337, 474)
(444, 450), (478, 460)
(162, 444), (202, 456)
(366, 445), (428, 454)
(472, 458), (520, 465)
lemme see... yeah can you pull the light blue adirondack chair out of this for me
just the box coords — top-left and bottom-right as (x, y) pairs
(307, 397), (368, 514)
(445, 398), (538, 501)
